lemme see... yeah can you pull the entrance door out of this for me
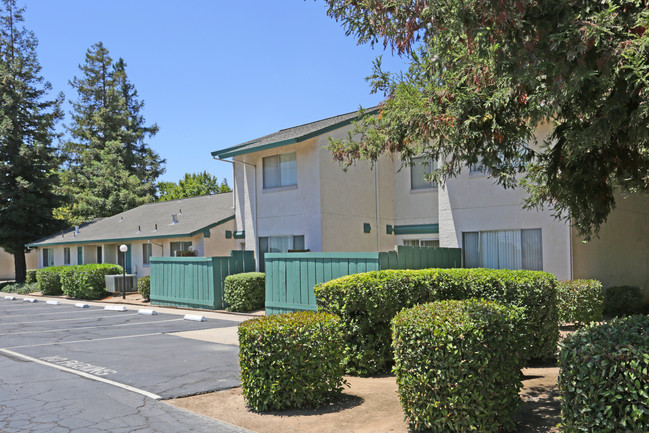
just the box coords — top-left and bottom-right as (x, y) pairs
(117, 244), (132, 274)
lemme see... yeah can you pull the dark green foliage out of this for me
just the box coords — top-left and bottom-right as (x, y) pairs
(603, 286), (647, 317)
(60, 263), (122, 299)
(137, 275), (150, 300)
(36, 266), (67, 295)
(158, 172), (231, 201)
(238, 311), (346, 411)
(58, 42), (164, 225)
(0, 0), (65, 282)
(315, 268), (558, 375)
(323, 0), (649, 238)
(559, 315), (649, 432)
(557, 280), (604, 326)
(224, 272), (265, 312)
(393, 300), (524, 432)
(0, 282), (35, 294)
(25, 269), (37, 284)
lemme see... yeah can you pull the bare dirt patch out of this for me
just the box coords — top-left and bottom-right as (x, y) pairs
(169, 367), (560, 433)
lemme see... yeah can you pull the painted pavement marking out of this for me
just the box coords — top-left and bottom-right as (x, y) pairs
(0, 317), (184, 336)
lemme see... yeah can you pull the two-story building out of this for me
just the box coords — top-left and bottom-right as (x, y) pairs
(212, 108), (649, 289)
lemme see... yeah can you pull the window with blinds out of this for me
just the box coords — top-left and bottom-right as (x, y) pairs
(463, 229), (542, 271)
(263, 152), (297, 189)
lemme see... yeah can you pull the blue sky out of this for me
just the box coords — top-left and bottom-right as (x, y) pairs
(22, 1), (407, 186)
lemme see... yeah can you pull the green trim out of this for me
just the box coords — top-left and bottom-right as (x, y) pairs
(233, 230), (245, 239)
(225, 230), (232, 239)
(265, 301), (318, 311)
(386, 225), (393, 235)
(393, 223), (439, 235)
(26, 215), (235, 248)
(211, 108), (378, 159)
(363, 223), (371, 234)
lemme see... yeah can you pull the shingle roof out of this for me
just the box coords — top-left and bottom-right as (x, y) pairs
(211, 107), (377, 158)
(27, 193), (234, 247)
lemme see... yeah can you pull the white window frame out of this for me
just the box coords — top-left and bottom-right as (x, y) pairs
(42, 248), (54, 267)
(142, 243), (152, 266)
(263, 152), (297, 190)
(410, 157), (438, 190)
(463, 229), (542, 271)
(403, 238), (440, 247)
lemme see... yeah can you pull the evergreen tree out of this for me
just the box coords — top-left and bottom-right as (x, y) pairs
(59, 42), (164, 224)
(158, 172), (231, 201)
(0, 0), (64, 282)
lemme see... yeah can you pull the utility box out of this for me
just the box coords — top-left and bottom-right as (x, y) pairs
(105, 274), (138, 293)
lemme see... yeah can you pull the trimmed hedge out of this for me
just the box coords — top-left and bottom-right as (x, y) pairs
(559, 315), (649, 432)
(393, 300), (524, 432)
(60, 264), (122, 300)
(238, 311), (346, 411)
(556, 279), (603, 326)
(137, 276), (150, 300)
(224, 272), (265, 312)
(315, 268), (558, 375)
(36, 266), (68, 295)
(603, 286), (646, 317)
(25, 269), (37, 284)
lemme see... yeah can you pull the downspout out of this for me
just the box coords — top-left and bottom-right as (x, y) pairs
(375, 162), (380, 252)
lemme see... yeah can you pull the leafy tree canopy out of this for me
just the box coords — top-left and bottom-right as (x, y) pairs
(324, 0), (649, 237)
(0, 0), (64, 281)
(158, 171), (231, 201)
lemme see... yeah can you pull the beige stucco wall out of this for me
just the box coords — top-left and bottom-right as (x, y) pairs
(235, 139), (324, 264)
(571, 193), (649, 291)
(0, 248), (37, 280)
(318, 127), (396, 252)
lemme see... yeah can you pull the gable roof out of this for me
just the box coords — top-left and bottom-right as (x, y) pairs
(27, 193), (234, 247)
(211, 107), (377, 159)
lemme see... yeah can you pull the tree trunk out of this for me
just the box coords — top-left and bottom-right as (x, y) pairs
(13, 247), (26, 283)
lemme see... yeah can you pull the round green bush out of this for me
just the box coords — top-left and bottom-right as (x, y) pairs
(392, 299), (525, 432)
(557, 279), (603, 325)
(603, 286), (646, 317)
(224, 272), (265, 312)
(60, 264), (122, 299)
(36, 266), (67, 295)
(315, 268), (558, 376)
(238, 311), (346, 411)
(25, 269), (37, 284)
(559, 315), (649, 432)
(137, 276), (150, 300)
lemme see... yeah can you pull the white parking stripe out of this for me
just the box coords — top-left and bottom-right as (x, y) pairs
(4, 332), (163, 349)
(0, 309), (110, 318)
(0, 318), (184, 336)
(0, 348), (162, 400)
(8, 312), (140, 325)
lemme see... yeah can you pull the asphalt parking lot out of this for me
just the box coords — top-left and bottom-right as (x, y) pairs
(0, 296), (255, 433)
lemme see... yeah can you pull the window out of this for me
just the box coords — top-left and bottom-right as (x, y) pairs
(96, 246), (103, 264)
(63, 248), (71, 265)
(403, 239), (440, 247)
(463, 229), (542, 271)
(170, 241), (193, 257)
(42, 248), (54, 267)
(258, 235), (305, 271)
(142, 243), (152, 266)
(410, 157), (437, 190)
(263, 152), (297, 189)
(77, 246), (83, 265)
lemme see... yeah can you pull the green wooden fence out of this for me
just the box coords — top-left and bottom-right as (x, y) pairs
(265, 246), (461, 315)
(150, 250), (255, 310)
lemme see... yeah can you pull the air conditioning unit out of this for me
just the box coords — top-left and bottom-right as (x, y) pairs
(105, 274), (138, 293)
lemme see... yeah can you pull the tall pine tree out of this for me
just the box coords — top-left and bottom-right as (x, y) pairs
(59, 42), (164, 224)
(0, 0), (64, 282)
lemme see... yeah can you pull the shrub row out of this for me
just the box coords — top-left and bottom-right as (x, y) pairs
(224, 272), (265, 312)
(36, 266), (68, 295)
(25, 269), (37, 284)
(556, 279), (603, 325)
(559, 315), (649, 432)
(60, 264), (122, 299)
(315, 268), (558, 375)
(238, 311), (346, 411)
(393, 300), (524, 432)
(137, 275), (150, 300)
